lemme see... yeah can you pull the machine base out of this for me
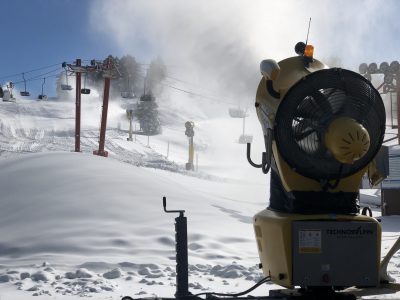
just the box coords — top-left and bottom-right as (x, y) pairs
(269, 288), (356, 299)
(122, 288), (358, 300)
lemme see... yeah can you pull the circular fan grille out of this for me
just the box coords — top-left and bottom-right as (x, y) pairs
(274, 68), (386, 180)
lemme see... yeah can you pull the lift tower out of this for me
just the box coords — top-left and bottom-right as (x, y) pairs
(93, 56), (120, 157)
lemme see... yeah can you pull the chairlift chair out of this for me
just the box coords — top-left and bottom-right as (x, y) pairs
(140, 94), (155, 101)
(238, 134), (253, 144)
(81, 73), (91, 94)
(61, 69), (73, 91)
(38, 78), (47, 100)
(121, 91), (135, 99)
(20, 73), (30, 97)
(61, 84), (73, 91)
(121, 74), (135, 98)
(229, 108), (247, 118)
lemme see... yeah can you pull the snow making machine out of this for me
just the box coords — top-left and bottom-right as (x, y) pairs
(246, 41), (400, 298)
(123, 43), (400, 300)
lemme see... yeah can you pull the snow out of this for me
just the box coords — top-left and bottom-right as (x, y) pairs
(0, 95), (398, 299)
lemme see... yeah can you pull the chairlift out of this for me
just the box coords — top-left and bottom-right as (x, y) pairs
(61, 69), (73, 91)
(61, 84), (73, 91)
(38, 78), (47, 100)
(20, 73), (30, 97)
(229, 108), (247, 118)
(81, 73), (91, 94)
(121, 74), (135, 98)
(121, 91), (135, 99)
(140, 94), (155, 101)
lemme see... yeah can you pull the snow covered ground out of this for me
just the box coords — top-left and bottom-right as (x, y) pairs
(0, 94), (398, 299)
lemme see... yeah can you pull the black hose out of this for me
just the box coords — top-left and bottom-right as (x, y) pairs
(194, 276), (271, 298)
(246, 143), (262, 168)
(361, 206), (373, 217)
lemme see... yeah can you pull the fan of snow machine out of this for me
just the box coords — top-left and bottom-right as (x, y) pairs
(274, 68), (385, 181)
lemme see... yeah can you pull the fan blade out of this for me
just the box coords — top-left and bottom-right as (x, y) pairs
(297, 89), (334, 121)
(295, 128), (316, 141)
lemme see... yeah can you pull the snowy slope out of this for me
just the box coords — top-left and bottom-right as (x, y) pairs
(0, 152), (268, 299)
(0, 95), (398, 299)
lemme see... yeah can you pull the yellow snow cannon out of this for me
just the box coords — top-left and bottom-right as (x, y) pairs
(248, 42), (389, 295)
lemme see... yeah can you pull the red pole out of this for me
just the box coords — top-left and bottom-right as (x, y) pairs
(75, 59), (81, 152)
(94, 77), (111, 157)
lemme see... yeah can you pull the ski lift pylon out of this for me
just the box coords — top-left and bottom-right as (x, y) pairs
(20, 73), (30, 97)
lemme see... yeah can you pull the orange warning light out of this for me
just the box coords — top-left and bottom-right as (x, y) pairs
(304, 44), (314, 58)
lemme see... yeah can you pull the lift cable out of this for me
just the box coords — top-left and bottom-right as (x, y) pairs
(137, 64), (238, 104)
(11, 67), (63, 85)
(166, 74), (245, 101)
(164, 78), (237, 104)
(7, 73), (61, 87)
(135, 72), (237, 105)
(0, 61), (73, 80)
(163, 83), (236, 105)
(2, 59), (241, 106)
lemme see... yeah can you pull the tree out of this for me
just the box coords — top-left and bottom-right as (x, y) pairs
(146, 56), (167, 95)
(118, 55), (141, 94)
(135, 93), (162, 135)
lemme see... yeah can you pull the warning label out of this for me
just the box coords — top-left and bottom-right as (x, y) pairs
(299, 230), (321, 254)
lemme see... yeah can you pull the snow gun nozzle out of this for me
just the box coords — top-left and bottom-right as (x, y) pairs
(163, 196), (185, 217)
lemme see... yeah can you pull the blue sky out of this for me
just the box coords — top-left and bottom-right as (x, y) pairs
(2, 0), (400, 100)
(0, 0), (134, 97)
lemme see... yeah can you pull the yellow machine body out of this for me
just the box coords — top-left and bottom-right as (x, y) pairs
(324, 117), (371, 164)
(256, 56), (327, 127)
(254, 209), (382, 288)
(272, 142), (368, 193)
(255, 55), (378, 193)
(252, 47), (386, 290)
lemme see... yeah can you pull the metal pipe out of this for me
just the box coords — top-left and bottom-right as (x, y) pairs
(242, 115), (245, 135)
(246, 143), (262, 168)
(390, 92), (394, 128)
(41, 78), (45, 95)
(397, 73), (400, 144)
(188, 137), (194, 170)
(22, 73), (27, 92)
(75, 59), (81, 152)
(128, 113), (133, 141)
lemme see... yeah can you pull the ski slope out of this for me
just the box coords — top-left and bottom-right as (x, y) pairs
(0, 95), (398, 299)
